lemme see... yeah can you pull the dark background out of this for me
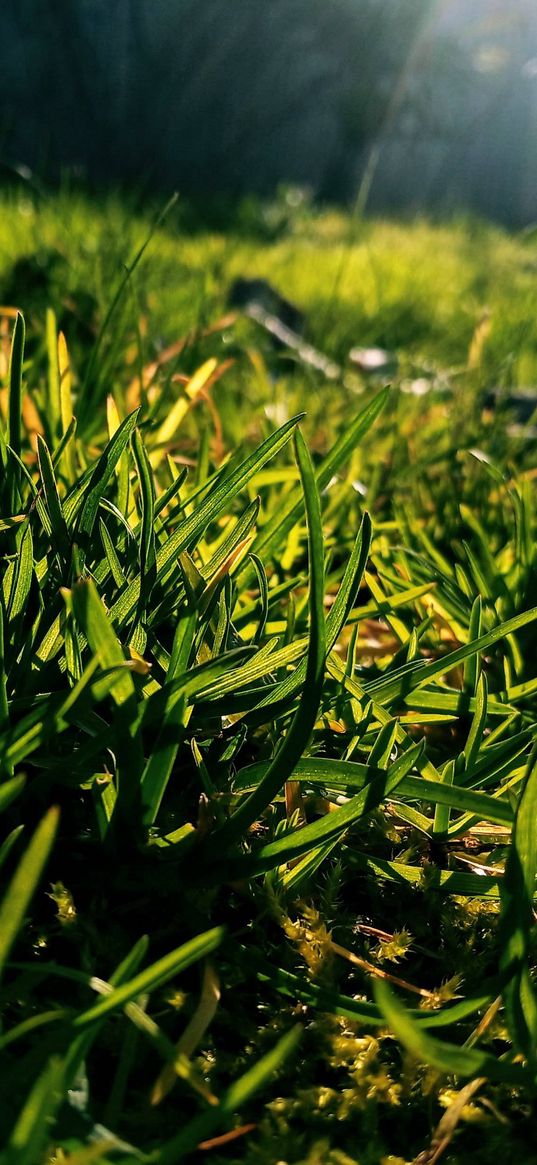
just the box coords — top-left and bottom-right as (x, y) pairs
(2, 0), (537, 225)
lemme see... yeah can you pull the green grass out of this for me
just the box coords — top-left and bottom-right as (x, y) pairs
(1, 188), (537, 1164)
(3, 187), (537, 374)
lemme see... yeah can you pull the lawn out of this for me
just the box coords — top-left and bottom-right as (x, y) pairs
(1, 187), (537, 1165)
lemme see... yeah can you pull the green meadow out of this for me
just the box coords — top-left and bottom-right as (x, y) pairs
(1, 188), (537, 1164)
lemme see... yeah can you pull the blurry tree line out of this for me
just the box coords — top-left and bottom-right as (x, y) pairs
(1, 0), (537, 224)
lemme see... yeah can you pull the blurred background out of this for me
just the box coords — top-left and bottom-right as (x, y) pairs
(2, 0), (537, 226)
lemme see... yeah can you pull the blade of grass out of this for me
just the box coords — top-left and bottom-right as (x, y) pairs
(245, 386), (388, 574)
(58, 330), (75, 483)
(151, 1024), (302, 1164)
(108, 414), (302, 632)
(36, 435), (71, 567)
(5, 1054), (65, 1165)
(499, 749), (537, 1066)
(132, 426), (157, 610)
(80, 193), (179, 418)
(211, 741), (424, 881)
(0, 806), (59, 980)
(0, 774), (26, 813)
(205, 427), (326, 855)
(374, 979), (529, 1085)
(73, 927), (224, 1027)
(45, 306), (61, 444)
(245, 950), (497, 1030)
(237, 512), (371, 722)
(72, 409), (140, 569)
(234, 756), (515, 830)
(7, 311), (25, 511)
(364, 605), (537, 704)
(70, 579), (144, 830)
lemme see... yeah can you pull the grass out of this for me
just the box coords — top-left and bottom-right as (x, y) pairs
(0, 187), (537, 1164)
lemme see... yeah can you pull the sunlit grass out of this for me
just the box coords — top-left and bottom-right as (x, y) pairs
(0, 189), (536, 1163)
(2, 189), (537, 375)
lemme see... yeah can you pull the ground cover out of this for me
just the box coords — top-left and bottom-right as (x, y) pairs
(1, 189), (537, 1164)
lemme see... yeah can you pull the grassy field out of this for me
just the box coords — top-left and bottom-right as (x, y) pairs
(1, 188), (537, 1165)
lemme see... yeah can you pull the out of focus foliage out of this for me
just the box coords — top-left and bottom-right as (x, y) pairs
(2, 0), (537, 223)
